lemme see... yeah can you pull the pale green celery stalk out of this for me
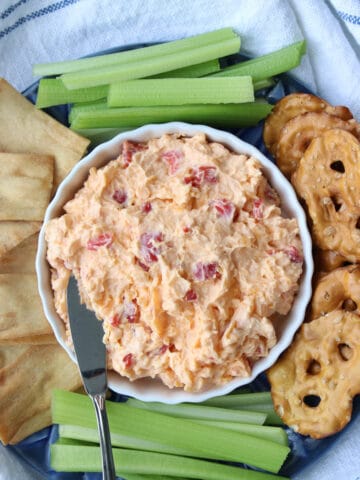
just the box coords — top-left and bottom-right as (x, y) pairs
(53, 390), (289, 473)
(212, 40), (306, 81)
(59, 420), (286, 449)
(253, 77), (275, 91)
(228, 402), (283, 425)
(35, 78), (108, 108)
(150, 59), (220, 78)
(61, 37), (241, 89)
(68, 99), (107, 124)
(203, 392), (273, 408)
(50, 444), (289, 480)
(123, 475), (186, 480)
(201, 392), (283, 425)
(72, 128), (130, 145)
(126, 398), (266, 425)
(235, 406), (283, 426)
(55, 436), (94, 447)
(37, 61), (220, 109)
(108, 77), (254, 107)
(33, 28), (237, 76)
(70, 103), (273, 129)
(193, 420), (288, 446)
(59, 424), (194, 457)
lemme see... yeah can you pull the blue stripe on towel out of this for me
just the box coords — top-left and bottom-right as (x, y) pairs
(0, 0), (30, 20)
(337, 10), (360, 25)
(0, 0), (80, 39)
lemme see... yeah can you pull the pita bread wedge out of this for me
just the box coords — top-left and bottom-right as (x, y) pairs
(0, 152), (54, 221)
(0, 344), (81, 445)
(0, 233), (38, 274)
(0, 273), (53, 340)
(0, 78), (90, 187)
(0, 333), (57, 345)
(0, 344), (29, 370)
(0, 221), (41, 258)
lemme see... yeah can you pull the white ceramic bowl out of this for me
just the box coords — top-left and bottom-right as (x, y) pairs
(36, 122), (313, 403)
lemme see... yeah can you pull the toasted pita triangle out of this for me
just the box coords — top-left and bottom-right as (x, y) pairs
(0, 152), (54, 221)
(0, 344), (81, 445)
(0, 233), (38, 274)
(0, 78), (90, 187)
(0, 221), (41, 258)
(0, 344), (29, 370)
(0, 273), (53, 340)
(0, 334), (57, 345)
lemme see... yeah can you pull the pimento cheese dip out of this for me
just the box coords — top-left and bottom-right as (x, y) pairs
(46, 133), (303, 392)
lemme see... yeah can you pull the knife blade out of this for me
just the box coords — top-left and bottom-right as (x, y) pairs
(67, 275), (116, 480)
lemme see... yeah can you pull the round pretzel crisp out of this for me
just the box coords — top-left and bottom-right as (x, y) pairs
(263, 93), (352, 156)
(310, 265), (360, 320)
(267, 310), (360, 438)
(275, 112), (360, 178)
(292, 129), (360, 262)
(314, 248), (351, 274)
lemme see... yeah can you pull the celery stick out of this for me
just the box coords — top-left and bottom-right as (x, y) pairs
(68, 99), (107, 124)
(59, 420), (287, 450)
(193, 420), (288, 446)
(70, 103), (273, 129)
(253, 77), (275, 91)
(51, 444), (289, 479)
(37, 62), (220, 109)
(230, 403), (283, 426)
(56, 437), (94, 447)
(201, 392), (283, 424)
(72, 128), (129, 145)
(123, 476), (185, 480)
(59, 424), (193, 456)
(36, 78), (108, 108)
(203, 392), (273, 408)
(33, 28), (237, 76)
(108, 77), (254, 107)
(126, 398), (266, 424)
(150, 59), (220, 78)
(61, 37), (241, 89)
(213, 40), (306, 81)
(53, 390), (289, 472)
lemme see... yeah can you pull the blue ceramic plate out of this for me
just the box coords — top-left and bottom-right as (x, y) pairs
(8, 44), (360, 479)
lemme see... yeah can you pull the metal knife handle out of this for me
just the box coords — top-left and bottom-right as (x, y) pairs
(92, 393), (116, 480)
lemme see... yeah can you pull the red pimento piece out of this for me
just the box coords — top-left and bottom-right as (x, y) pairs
(201, 165), (218, 184)
(184, 289), (197, 302)
(123, 353), (133, 368)
(183, 226), (192, 234)
(193, 261), (221, 281)
(184, 165), (218, 188)
(255, 343), (266, 356)
(112, 188), (128, 205)
(135, 257), (150, 272)
(264, 184), (278, 203)
(252, 198), (264, 220)
(87, 233), (113, 251)
(141, 201), (152, 214)
(110, 314), (121, 328)
(121, 140), (146, 168)
(140, 232), (164, 264)
(124, 300), (139, 323)
(162, 150), (183, 175)
(285, 245), (303, 263)
(159, 344), (168, 355)
(210, 199), (237, 222)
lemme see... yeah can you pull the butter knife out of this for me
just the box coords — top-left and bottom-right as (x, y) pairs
(67, 275), (116, 480)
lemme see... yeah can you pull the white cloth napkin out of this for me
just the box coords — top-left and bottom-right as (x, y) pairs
(0, 1), (359, 479)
